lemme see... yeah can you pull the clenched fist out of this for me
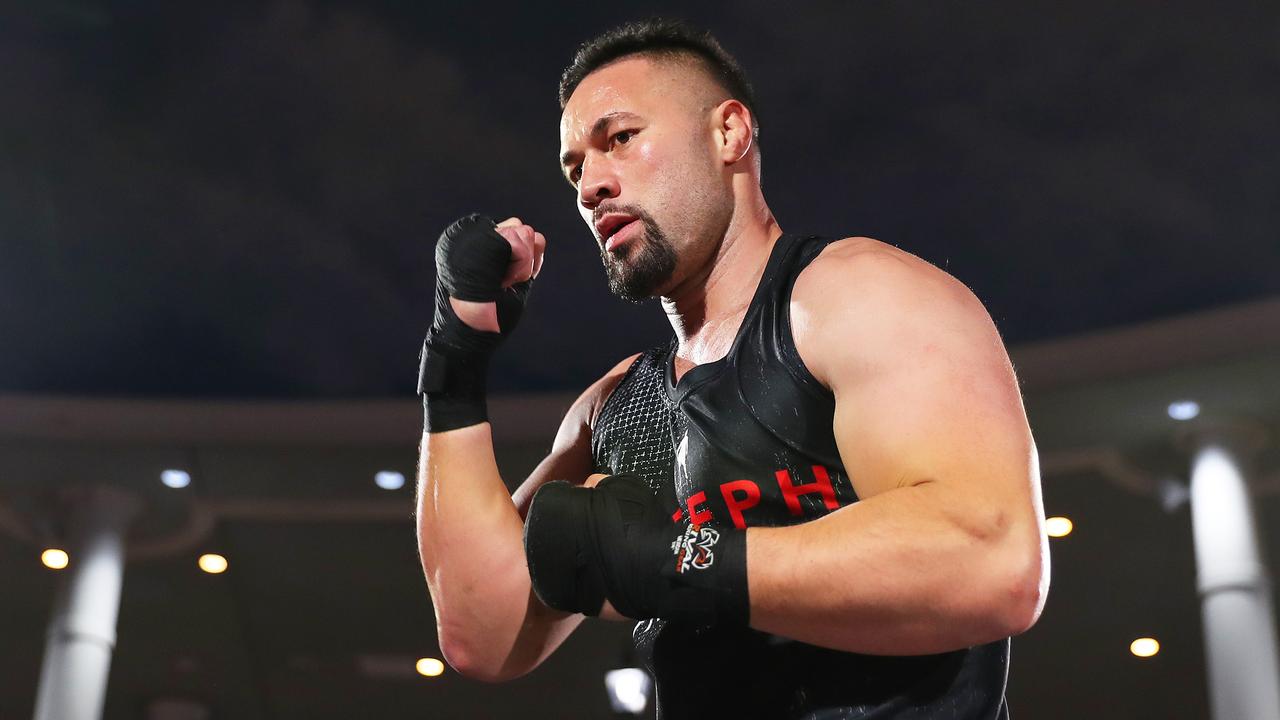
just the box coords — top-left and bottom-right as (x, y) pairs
(418, 214), (542, 432)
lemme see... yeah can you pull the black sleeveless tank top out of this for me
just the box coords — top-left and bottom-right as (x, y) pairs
(591, 233), (1011, 720)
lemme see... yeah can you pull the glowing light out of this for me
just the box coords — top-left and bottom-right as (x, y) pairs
(1046, 516), (1074, 538)
(1131, 637), (1160, 657)
(198, 553), (228, 574)
(1167, 401), (1200, 421)
(42, 548), (69, 570)
(161, 469), (192, 488)
(375, 471), (405, 491)
(605, 667), (652, 714)
(415, 657), (445, 677)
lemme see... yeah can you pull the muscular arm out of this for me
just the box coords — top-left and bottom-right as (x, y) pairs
(417, 355), (636, 681)
(744, 239), (1050, 655)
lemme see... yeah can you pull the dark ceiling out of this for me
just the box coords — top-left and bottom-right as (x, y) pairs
(1, 0), (1277, 399)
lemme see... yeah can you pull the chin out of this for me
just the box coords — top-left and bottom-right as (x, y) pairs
(600, 220), (678, 301)
(606, 265), (669, 302)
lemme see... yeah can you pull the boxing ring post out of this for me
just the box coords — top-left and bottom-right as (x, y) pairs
(1189, 427), (1280, 720)
(33, 486), (140, 720)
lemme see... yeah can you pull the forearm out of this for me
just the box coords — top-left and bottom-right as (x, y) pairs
(417, 423), (574, 680)
(747, 481), (1044, 655)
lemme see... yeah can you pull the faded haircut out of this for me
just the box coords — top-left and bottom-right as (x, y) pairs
(558, 18), (761, 142)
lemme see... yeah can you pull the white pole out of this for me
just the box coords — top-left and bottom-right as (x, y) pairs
(33, 486), (140, 720)
(1190, 433), (1280, 720)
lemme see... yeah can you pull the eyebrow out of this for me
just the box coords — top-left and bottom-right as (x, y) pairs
(559, 111), (641, 169)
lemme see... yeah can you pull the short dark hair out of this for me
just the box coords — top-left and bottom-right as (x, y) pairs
(558, 18), (760, 134)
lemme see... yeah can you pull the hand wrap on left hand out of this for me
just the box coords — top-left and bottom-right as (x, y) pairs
(523, 473), (749, 626)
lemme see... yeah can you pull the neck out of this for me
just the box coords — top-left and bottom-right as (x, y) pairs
(660, 195), (783, 361)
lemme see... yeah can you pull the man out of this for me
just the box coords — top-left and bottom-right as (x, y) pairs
(416, 19), (1049, 719)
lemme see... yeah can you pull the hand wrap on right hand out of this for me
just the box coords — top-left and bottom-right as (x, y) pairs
(418, 214), (531, 432)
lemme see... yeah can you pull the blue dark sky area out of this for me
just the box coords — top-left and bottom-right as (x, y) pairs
(1, 1), (1277, 398)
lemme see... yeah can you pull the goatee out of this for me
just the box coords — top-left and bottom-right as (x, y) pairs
(601, 213), (677, 302)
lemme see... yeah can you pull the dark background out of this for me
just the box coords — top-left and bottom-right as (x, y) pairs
(2, 4), (1279, 719)
(2, 0), (1277, 399)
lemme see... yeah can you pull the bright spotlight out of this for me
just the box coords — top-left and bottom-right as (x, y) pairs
(1046, 516), (1074, 538)
(42, 548), (70, 570)
(604, 667), (652, 715)
(416, 657), (445, 677)
(198, 553), (228, 574)
(374, 471), (405, 491)
(1130, 637), (1160, 657)
(1167, 401), (1199, 421)
(161, 469), (192, 489)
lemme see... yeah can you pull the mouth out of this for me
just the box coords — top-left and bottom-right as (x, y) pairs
(594, 213), (639, 252)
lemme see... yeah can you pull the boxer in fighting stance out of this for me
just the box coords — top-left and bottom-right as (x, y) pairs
(416, 19), (1049, 718)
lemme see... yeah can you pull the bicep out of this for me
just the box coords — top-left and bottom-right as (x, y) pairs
(802, 248), (1035, 509)
(832, 316), (1033, 509)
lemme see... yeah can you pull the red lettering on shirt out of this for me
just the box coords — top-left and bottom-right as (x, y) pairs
(720, 479), (762, 529)
(776, 466), (840, 517)
(686, 490), (713, 525)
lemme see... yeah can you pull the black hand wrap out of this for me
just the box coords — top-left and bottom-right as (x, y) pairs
(418, 214), (531, 432)
(523, 474), (749, 626)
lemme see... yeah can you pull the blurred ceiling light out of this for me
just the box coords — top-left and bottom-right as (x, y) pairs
(605, 667), (652, 715)
(375, 471), (405, 491)
(1046, 516), (1074, 538)
(1130, 637), (1160, 658)
(198, 553), (228, 574)
(161, 469), (192, 489)
(1158, 477), (1191, 513)
(42, 548), (70, 570)
(1167, 400), (1200, 421)
(415, 657), (445, 677)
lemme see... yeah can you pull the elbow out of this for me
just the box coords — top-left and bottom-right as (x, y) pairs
(993, 577), (1045, 640)
(438, 633), (485, 681)
(988, 537), (1050, 639)
(440, 635), (527, 683)
(959, 501), (1049, 641)
(440, 625), (529, 681)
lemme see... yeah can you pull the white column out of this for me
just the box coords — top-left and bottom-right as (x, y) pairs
(33, 486), (141, 720)
(1190, 431), (1280, 720)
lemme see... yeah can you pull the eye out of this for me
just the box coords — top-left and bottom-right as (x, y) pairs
(569, 164), (582, 184)
(611, 130), (635, 147)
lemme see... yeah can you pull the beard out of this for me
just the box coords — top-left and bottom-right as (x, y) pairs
(599, 209), (677, 302)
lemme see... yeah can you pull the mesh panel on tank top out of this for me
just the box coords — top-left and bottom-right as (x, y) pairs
(590, 344), (678, 492)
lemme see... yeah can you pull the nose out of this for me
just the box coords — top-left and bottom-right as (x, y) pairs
(578, 153), (620, 210)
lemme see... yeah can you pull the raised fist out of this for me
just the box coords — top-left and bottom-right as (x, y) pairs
(450, 216), (546, 333)
(418, 213), (541, 432)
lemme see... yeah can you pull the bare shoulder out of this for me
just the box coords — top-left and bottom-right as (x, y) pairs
(796, 236), (973, 303)
(791, 236), (1006, 389)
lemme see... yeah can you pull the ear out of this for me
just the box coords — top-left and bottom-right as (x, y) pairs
(712, 99), (754, 166)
